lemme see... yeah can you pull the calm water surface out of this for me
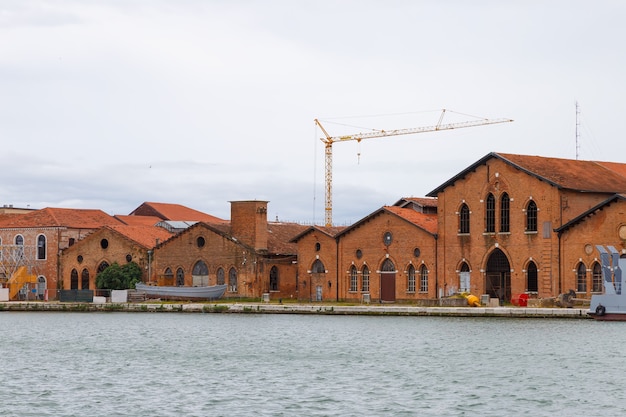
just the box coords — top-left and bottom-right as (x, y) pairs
(1, 312), (624, 417)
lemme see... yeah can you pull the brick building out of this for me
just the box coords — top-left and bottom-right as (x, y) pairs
(59, 224), (173, 291)
(427, 152), (626, 302)
(292, 203), (437, 303)
(151, 200), (307, 300)
(0, 208), (122, 299)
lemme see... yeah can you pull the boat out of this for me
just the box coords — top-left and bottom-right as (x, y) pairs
(135, 282), (227, 301)
(588, 245), (626, 320)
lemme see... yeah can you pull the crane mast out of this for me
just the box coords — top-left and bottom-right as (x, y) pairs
(316, 109), (513, 227)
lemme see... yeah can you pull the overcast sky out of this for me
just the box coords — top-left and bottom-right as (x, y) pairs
(2, 1), (625, 225)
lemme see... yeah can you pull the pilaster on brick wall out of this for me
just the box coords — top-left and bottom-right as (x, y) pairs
(230, 200), (268, 251)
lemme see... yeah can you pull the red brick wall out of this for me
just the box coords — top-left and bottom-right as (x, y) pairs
(294, 231), (338, 301)
(434, 158), (617, 300)
(230, 201), (268, 251)
(337, 211), (437, 302)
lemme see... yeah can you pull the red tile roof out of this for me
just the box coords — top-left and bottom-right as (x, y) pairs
(397, 197), (438, 208)
(115, 215), (162, 226)
(267, 223), (310, 255)
(129, 202), (225, 223)
(0, 207), (121, 229)
(428, 152), (626, 196)
(107, 225), (173, 248)
(383, 206), (438, 235)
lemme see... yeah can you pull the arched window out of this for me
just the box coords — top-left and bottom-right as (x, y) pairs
(312, 259), (325, 274)
(15, 235), (23, 245)
(0, 237), (3, 261)
(70, 269), (79, 290)
(407, 264), (416, 292)
(97, 261), (109, 274)
(349, 265), (358, 292)
(192, 260), (209, 286)
(37, 235), (46, 260)
(176, 268), (185, 286)
(527, 261), (538, 292)
(459, 203), (470, 234)
(228, 267), (238, 292)
(526, 200), (538, 232)
(14, 235), (24, 259)
(500, 193), (510, 233)
(269, 266), (279, 291)
(592, 262), (603, 292)
(216, 267), (225, 285)
(420, 265), (429, 293)
(459, 262), (470, 293)
(361, 265), (370, 292)
(81, 268), (90, 290)
(164, 267), (173, 281)
(576, 262), (587, 292)
(485, 193), (495, 233)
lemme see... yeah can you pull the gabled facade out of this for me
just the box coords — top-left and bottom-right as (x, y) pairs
(290, 226), (344, 301)
(60, 225), (173, 291)
(151, 201), (307, 299)
(0, 208), (122, 299)
(336, 206), (437, 302)
(427, 152), (626, 302)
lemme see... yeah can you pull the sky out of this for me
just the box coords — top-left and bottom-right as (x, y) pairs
(2, 0), (625, 225)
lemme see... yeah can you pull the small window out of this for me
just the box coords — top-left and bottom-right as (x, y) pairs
(526, 200), (538, 232)
(349, 265), (358, 292)
(81, 269), (90, 290)
(500, 193), (510, 233)
(592, 262), (602, 292)
(312, 259), (325, 274)
(216, 267), (225, 285)
(413, 248), (421, 258)
(576, 262), (587, 292)
(176, 268), (185, 286)
(315, 242), (321, 251)
(419, 265), (429, 293)
(197, 236), (205, 248)
(37, 235), (46, 260)
(361, 265), (370, 292)
(383, 232), (392, 246)
(69, 237), (76, 247)
(15, 235), (24, 246)
(407, 265), (416, 292)
(459, 204), (470, 234)
(356, 249), (362, 259)
(100, 239), (109, 249)
(269, 266), (279, 291)
(485, 193), (495, 233)
(77, 255), (83, 263)
(125, 254), (132, 263)
(97, 261), (109, 273)
(228, 267), (238, 292)
(527, 261), (538, 292)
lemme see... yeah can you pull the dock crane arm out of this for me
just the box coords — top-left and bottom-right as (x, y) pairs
(315, 109), (513, 227)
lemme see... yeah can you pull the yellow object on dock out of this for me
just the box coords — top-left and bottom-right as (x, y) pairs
(466, 294), (481, 307)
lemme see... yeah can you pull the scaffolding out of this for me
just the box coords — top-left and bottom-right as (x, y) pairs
(0, 245), (40, 300)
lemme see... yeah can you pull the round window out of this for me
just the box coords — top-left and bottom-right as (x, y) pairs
(383, 232), (393, 246)
(414, 247), (421, 258)
(77, 255), (83, 263)
(126, 254), (133, 262)
(356, 249), (363, 259)
(100, 239), (108, 249)
(197, 236), (206, 248)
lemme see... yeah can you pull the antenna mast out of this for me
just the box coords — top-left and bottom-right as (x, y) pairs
(575, 101), (580, 160)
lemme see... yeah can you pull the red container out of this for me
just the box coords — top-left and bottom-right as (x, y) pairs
(511, 293), (529, 307)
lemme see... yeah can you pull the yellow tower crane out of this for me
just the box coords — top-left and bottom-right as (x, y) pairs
(315, 109), (513, 227)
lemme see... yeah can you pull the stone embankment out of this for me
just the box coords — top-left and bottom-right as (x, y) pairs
(0, 301), (592, 318)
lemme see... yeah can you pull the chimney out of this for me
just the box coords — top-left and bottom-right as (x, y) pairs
(230, 200), (268, 251)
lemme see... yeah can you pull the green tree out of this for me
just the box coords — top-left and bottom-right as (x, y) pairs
(96, 262), (142, 290)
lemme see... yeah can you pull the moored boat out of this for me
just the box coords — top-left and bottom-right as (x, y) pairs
(588, 245), (626, 320)
(135, 282), (227, 301)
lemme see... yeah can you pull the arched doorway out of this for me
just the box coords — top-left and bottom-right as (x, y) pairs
(485, 248), (511, 302)
(192, 260), (209, 286)
(380, 259), (396, 302)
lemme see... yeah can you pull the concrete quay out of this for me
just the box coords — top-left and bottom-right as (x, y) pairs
(0, 301), (592, 319)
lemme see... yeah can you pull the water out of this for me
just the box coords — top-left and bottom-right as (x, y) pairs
(1, 312), (625, 417)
